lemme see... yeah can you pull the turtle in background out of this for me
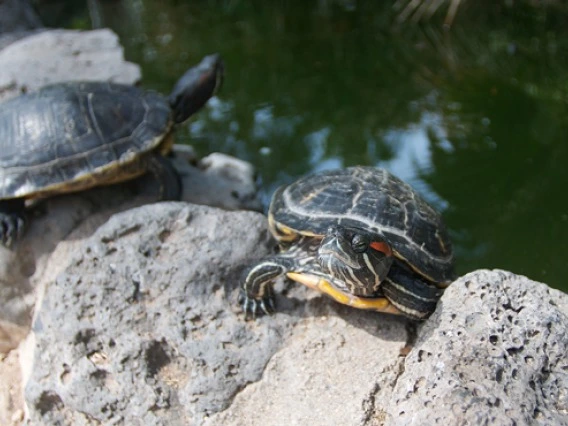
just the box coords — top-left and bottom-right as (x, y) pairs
(240, 166), (455, 320)
(0, 53), (224, 247)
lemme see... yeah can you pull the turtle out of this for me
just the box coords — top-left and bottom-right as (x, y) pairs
(240, 166), (455, 320)
(0, 53), (224, 247)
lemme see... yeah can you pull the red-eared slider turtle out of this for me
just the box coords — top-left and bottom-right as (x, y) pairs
(0, 53), (223, 247)
(240, 166), (455, 320)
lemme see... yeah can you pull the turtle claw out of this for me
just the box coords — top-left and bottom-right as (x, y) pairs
(0, 212), (25, 248)
(238, 291), (276, 319)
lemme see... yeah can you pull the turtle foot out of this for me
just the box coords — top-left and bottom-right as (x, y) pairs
(0, 212), (25, 248)
(238, 290), (276, 319)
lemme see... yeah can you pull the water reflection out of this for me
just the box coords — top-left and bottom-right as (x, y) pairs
(380, 110), (448, 209)
(36, 0), (568, 291)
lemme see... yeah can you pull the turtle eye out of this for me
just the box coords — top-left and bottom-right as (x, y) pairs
(351, 234), (369, 253)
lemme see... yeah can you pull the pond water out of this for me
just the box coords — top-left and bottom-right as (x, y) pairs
(39, 1), (568, 292)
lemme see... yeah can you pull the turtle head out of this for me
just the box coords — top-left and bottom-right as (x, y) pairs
(317, 226), (393, 296)
(168, 53), (224, 124)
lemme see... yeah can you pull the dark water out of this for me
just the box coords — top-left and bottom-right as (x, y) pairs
(39, 1), (568, 292)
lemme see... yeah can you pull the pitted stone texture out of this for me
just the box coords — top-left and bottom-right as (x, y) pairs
(205, 314), (407, 426)
(383, 269), (568, 426)
(25, 203), (302, 425)
(0, 29), (141, 102)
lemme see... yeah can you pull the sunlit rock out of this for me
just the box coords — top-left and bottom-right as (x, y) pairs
(384, 270), (568, 425)
(0, 29), (141, 102)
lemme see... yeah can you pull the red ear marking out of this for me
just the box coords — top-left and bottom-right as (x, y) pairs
(370, 241), (392, 256)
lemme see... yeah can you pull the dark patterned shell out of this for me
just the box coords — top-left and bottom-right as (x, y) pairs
(269, 166), (455, 284)
(0, 82), (172, 199)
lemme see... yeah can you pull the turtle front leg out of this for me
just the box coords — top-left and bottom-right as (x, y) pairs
(0, 199), (26, 248)
(381, 262), (446, 320)
(147, 152), (182, 201)
(240, 256), (293, 318)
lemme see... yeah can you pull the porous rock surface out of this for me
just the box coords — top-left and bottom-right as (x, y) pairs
(17, 204), (568, 426)
(24, 202), (409, 425)
(24, 203), (289, 424)
(383, 270), (568, 425)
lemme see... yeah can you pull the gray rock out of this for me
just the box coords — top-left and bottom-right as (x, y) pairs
(0, 29), (141, 102)
(205, 314), (407, 426)
(0, 156), (259, 423)
(0, 30), (45, 52)
(24, 203), (301, 425)
(171, 146), (261, 212)
(0, 185), (142, 338)
(207, 270), (568, 426)
(383, 269), (568, 426)
(0, 348), (25, 426)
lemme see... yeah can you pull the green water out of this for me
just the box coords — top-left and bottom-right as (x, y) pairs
(39, 1), (568, 291)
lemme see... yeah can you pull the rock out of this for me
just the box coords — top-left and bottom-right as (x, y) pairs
(209, 270), (568, 426)
(170, 146), (261, 212)
(0, 30), (45, 52)
(0, 321), (28, 355)
(15, 227), (568, 425)
(0, 93), (259, 421)
(383, 270), (568, 425)
(205, 315), (407, 426)
(0, 29), (141, 102)
(0, 349), (25, 426)
(0, 185), (141, 339)
(0, 0), (42, 34)
(24, 202), (304, 424)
